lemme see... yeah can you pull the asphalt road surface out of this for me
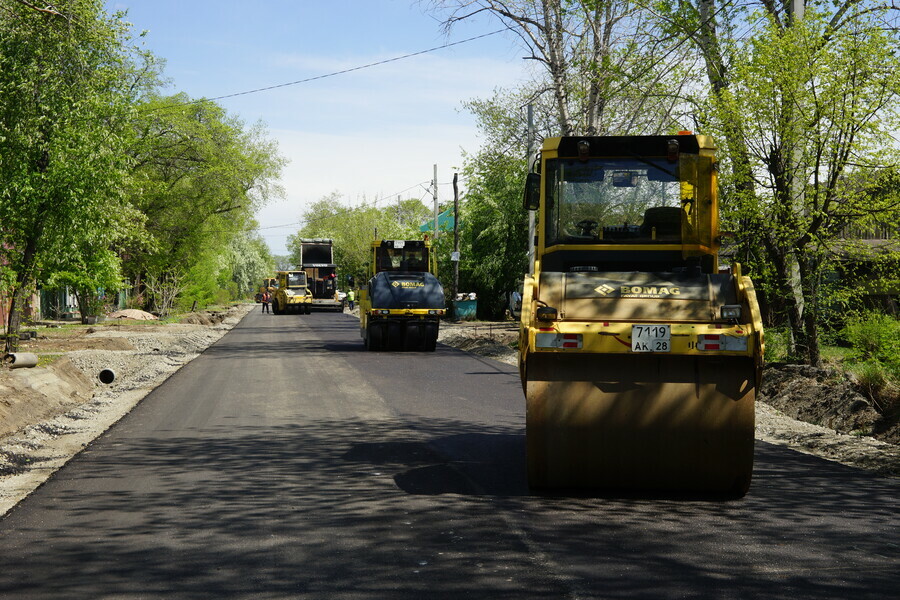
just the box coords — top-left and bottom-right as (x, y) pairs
(1, 308), (897, 599)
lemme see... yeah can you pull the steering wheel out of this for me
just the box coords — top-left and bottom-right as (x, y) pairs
(575, 219), (599, 237)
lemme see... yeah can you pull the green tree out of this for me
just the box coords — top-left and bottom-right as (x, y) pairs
(124, 94), (286, 309)
(0, 0), (138, 349)
(47, 247), (123, 323)
(228, 231), (274, 299)
(458, 150), (529, 317)
(658, 1), (900, 364)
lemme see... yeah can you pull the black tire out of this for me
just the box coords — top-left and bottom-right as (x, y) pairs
(386, 322), (404, 351)
(424, 322), (438, 352)
(368, 323), (384, 351)
(404, 322), (422, 351)
(425, 331), (437, 352)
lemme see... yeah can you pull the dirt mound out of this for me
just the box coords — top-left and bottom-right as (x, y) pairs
(108, 309), (157, 320)
(760, 364), (898, 444)
(0, 356), (94, 440)
(179, 312), (214, 325)
(179, 310), (232, 326)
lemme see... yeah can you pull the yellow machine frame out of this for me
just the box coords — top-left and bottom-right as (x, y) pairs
(520, 134), (764, 495)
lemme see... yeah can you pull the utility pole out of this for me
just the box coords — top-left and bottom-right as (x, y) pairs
(527, 103), (535, 275)
(452, 173), (459, 303)
(432, 164), (439, 241)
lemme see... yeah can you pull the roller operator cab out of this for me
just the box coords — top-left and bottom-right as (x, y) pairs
(359, 239), (446, 351)
(520, 134), (764, 496)
(272, 270), (312, 315)
(262, 277), (278, 294)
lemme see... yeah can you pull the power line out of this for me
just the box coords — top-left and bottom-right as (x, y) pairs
(146, 29), (508, 111)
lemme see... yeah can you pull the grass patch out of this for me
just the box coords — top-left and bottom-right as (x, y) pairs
(763, 327), (790, 362)
(36, 354), (62, 368)
(820, 345), (852, 364)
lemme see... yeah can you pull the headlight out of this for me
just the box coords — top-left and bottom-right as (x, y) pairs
(720, 305), (742, 319)
(536, 306), (558, 322)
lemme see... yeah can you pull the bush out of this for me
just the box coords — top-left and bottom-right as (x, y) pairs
(851, 360), (900, 417)
(843, 312), (900, 377)
(853, 360), (889, 397)
(764, 327), (790, 362)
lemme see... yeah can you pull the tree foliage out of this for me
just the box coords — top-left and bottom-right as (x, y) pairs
(432, 0), (694, 135)
(439, 0), (900, 358)
(0, 2), (286, 344)
(228, 232), (274, 298)
(124, 94), (285, 304)
(0, 0), (138, 347)
(456, 150), (529, 317)
(658, 1), (900, 364)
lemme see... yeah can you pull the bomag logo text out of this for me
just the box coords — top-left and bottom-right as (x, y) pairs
(392, 281), (425, 288)
(621, 286), (680, 297)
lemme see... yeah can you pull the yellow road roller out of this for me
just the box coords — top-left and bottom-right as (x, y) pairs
(520, 134), (763, 495)
(272, 270), (312, 315)
(358, 239), (446, 351)
(263, 277), (278, 294)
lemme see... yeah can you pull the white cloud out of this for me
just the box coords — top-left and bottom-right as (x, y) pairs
(256, 125), (479, 255)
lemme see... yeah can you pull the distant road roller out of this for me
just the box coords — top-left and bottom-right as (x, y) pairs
(263, 277), (278, 294)
(272, 270), (312, 315)
(520, 134), (763, 495)
(359, 239), (446, 351)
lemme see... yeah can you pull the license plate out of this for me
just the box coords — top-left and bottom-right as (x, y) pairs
(632, 324), (671, 352)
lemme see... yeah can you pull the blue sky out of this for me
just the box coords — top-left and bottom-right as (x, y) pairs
(107, 1), (530, 255)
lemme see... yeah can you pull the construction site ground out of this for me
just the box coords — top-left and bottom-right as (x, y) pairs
(1, 306), (896, 516)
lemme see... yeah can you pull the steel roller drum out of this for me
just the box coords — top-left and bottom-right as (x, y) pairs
(525, 353), (756, 495)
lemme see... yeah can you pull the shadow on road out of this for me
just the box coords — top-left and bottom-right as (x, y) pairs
(1, 412), (896, 600)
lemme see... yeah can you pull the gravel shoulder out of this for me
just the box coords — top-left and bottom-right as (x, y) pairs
(0, 309), (895, 518)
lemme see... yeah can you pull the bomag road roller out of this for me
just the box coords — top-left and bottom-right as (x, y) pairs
(272, 270), (312, 315)
(520, 134), (763, 496)
(359, 239), (446, 351)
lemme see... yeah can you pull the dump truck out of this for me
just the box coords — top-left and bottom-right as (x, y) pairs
(358, 239), (446, 351)
(298, 238), (343, 311)
(272, 270), (312, 315)
(520, 134), (764, 495)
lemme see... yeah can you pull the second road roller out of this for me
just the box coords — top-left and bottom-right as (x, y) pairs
(359, 239), (445, 351)
(519, 134), (764, 495)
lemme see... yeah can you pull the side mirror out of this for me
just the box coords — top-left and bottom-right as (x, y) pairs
(523, 172), (541, 211)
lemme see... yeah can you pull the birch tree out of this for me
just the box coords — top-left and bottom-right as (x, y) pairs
(431, 0), (695, 135)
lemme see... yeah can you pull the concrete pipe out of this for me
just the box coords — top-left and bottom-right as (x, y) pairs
(4, 353), (39, 369)
(98, 369), (116, 384)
